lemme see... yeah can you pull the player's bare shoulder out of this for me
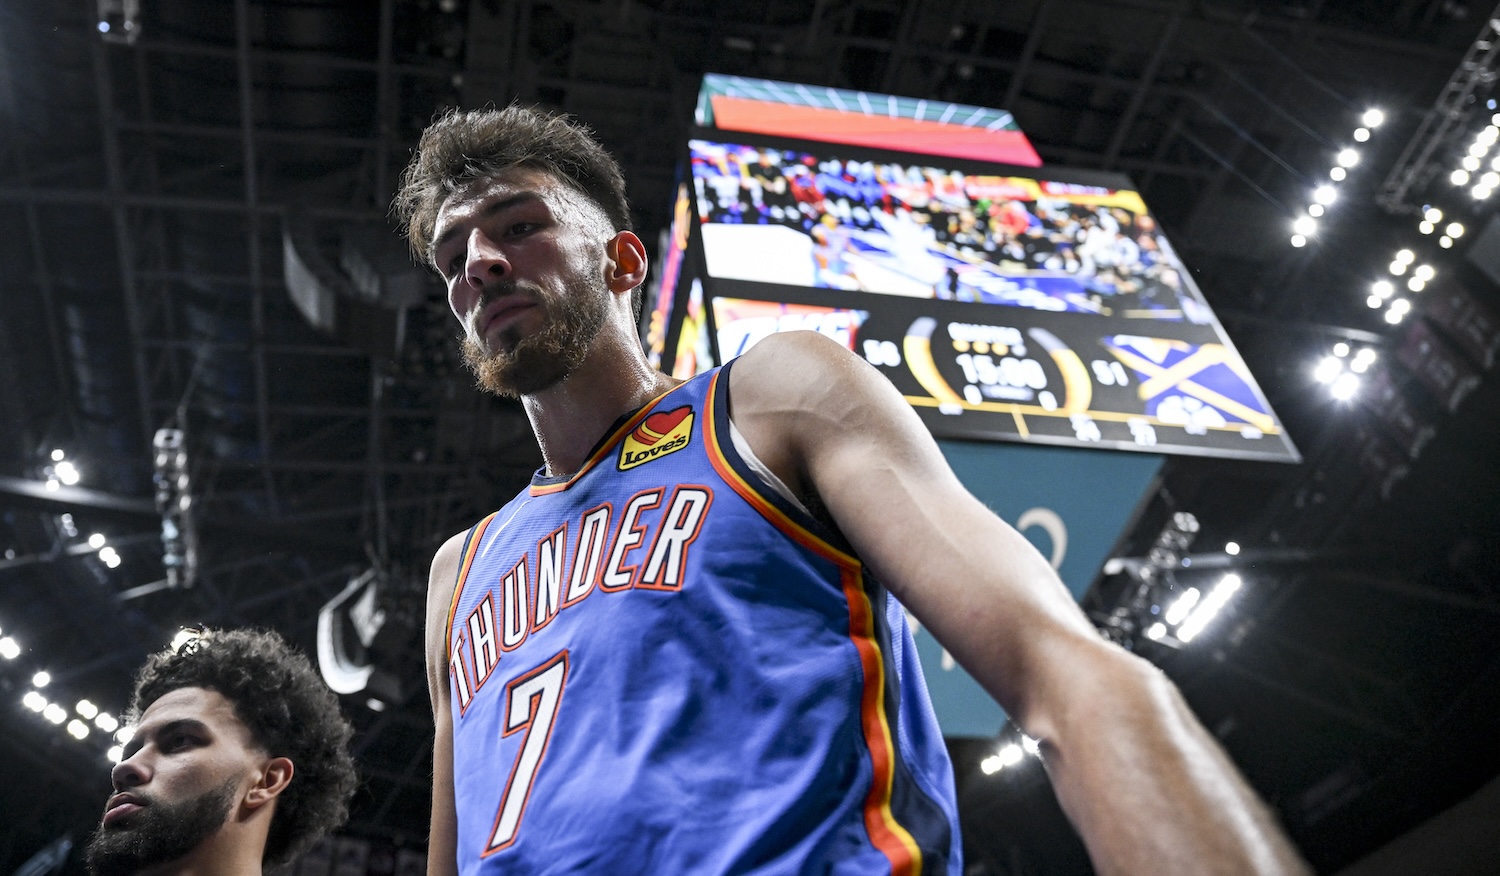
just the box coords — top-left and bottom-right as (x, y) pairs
(425, 530), (470, 684)
(729, 330), (871, 419)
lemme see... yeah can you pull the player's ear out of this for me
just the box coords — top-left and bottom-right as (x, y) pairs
(605, 231), (648, 295)
(245, 757), (294, 810)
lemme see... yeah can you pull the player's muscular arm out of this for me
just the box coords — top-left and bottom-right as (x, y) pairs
(425, 531), (467, 876)
(730, 331), (1309, 876)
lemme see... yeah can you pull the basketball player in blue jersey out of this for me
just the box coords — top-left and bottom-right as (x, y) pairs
(396, 106), (1311, 876)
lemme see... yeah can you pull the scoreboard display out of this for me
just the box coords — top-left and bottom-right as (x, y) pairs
(645, 129), (1298, 463)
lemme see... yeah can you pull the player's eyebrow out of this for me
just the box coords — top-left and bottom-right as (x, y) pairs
(429, 191), (546, 266)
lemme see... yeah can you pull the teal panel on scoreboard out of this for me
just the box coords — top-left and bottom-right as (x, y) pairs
(910, 441), (1163, 737)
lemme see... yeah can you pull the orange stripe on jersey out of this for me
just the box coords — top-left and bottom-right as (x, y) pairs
(842, 565), (923, 876)
(701, 371), (859, 569)
(529, 383), (683, 496)
(446, 512), (498, 647)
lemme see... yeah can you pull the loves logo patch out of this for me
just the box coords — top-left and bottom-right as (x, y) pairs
(619, 405), (694, 471)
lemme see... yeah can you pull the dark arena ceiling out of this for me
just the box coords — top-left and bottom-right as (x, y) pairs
(2, 1), (1499, 873)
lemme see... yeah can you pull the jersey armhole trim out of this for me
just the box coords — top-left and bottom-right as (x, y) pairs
(445, 511), (499, 646)
(704, 363), (860, 569)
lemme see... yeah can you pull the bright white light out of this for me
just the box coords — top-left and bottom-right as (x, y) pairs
(1309, 204), (1325, 217)
(1353, 127), (1370, 142)
(1022, 736), (1041, 756)
(1367, 294), (1383, 308)
(76, 699), (98, 719)
(1372, 280), (1394, 298)
(1314, 356), (1343, 384)
(1330, 166), (1347, 181)
(1354, 348), (1378, 364)
(1492, 112), (1500, 125)
(1453, 169), (1472, 184)
(0, 637), (18, 660)
(1408, 278), (1426, 292)
(67, 719), (89, 740)
(1475, 186), (1494, 200)
(1385, 308), (1405, 324)
(107, 745), (124, 763)
(1391, 298), (1412, 314)
(1484, 171), (1500, 186)
(1225, 542), (1241, 556)
(1448, 222), (1466, 237)
(1424, 207), (1442, 222)
(1362, 108), (1385, 127)
(1293, 216), (1317, 235)
(1440, 236), (1454, 248)
(44, 479), (59, 492)
(1462, 156), (1481, 171)
(1314, 185), (1338, 205)
(170, 628), (201, 653)
(1419, 220), (1435, 234)
(366, 698), (386, 712)
(980, 755), (1003, 775)
(1469, 142), (1488, 157)
(1483, 126), (1500, 143)
(22, 692), (46, 712)
(998, 744), (1024, 767)
(96, 712), (119, 733)
(100, 547), (121, 569)
(1330, 372), (1360, 401)
(1414, 264), (1434, 280)
(1389, 261), (1407, 275)
(114, 726), (134, 744)
(1396, 249), (1415, 263)
(33, 671), (50, 688)
(1177, 574), (1244, 643)
(1337, 148), (1360, 167)
(50, 449), (64, 462)
(1333, 342), (1350, 358)
(54, 461), (80, 486)
(1291, 234), (1307, 248)
(88, 533), (106, 549)
(1350, 357), (1371, 373)
(43, 704), (66, 725)
(1164, 588), (1202, 625)
(1146, 622), (1167, 640)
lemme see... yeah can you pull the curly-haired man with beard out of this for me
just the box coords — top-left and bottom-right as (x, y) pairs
(86, 628), (358, 876)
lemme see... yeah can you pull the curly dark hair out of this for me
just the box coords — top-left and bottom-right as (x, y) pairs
(394, 103), (632, 264)
(128, 628), (358, 865)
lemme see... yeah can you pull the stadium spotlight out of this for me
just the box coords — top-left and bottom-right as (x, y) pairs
(1367, 295), (1383, 308)
(22, 692), (46, 712)
(43, 703), (67, 725)
(67, 719), (89, 740)
(1463, 156), (1481, 171)
(50, 449), (64, 462)
(1419, 220), (1435, 234)
(1353, 127), (1370, 142)
(1291, 234), (1307, 248)
(1293, 216), (1317, 236)
(1351, 349), (1377, 373)
(1389, 261), (1407, 275)
(1145, 622), (1167, 640)
(1453, 169), (1472, 185)
(1314, 356), (1343, 384)
(1330, 373), (1360, 401)
(1330, 167), (1347, 181)
(114, 726), (134, 744)
(1314, 185), (1338, 205)
(95, 712), (119, 733)
(54, 461), (80, 486)
(1372, 280), (1394, 298)
(33, 671), (51, 688)
(0, 637), (18, 659)
(1408, 277), (1427, 292)
(1309, 204), (1325, 217)
(1440, 237), (1454, 248)
(1448, 222), (1466, 237)
(1164, 588), (1202, 625)
(1337, 149), (1360, 167)
(1225, 541), (1241, 556)
(106, 745), (124, 763)
(1177, 574), (1244, 643)
(1396, 249), (1415, 263)
(1333, 342), (1350, 357)
(1362, 108), (1385, 127)
(88, 533), (106, 549)
(76, 699), (98, 720)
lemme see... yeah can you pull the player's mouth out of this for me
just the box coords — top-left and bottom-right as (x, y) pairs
(476, 296), (539, 339)
(102, 792), (147, 826)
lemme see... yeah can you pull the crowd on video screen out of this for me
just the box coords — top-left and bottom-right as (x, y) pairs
(690, 141), (1210, 323)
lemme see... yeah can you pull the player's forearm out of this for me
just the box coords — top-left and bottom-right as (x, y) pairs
(1038, 651), (1310, 876)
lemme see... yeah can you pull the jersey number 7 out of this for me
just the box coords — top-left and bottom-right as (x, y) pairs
(484, 650), (569, 854)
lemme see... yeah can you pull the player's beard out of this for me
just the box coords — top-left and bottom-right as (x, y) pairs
(460, 276), (608, 399)
(84, 778), (239, 876)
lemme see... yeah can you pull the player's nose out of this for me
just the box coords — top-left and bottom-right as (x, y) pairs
(464, 228), (511, 291)
(110, 750), (149, 790)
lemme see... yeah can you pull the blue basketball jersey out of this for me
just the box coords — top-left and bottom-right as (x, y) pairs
(445, 362), (961, 874)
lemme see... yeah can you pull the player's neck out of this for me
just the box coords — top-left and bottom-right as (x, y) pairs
(131, 834), (265, 876)
(522, 333), (680, 478)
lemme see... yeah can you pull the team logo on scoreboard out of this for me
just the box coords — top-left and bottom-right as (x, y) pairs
(619, 406), (695, 471)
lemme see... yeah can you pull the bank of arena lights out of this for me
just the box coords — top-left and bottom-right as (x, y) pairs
(1291, 108), (1384, 247)
(5, 613), (127, 760)
(1144, 573), (1246, 644)
(1313, 342), (1378, 400)
(980, 734), (1042, 776)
